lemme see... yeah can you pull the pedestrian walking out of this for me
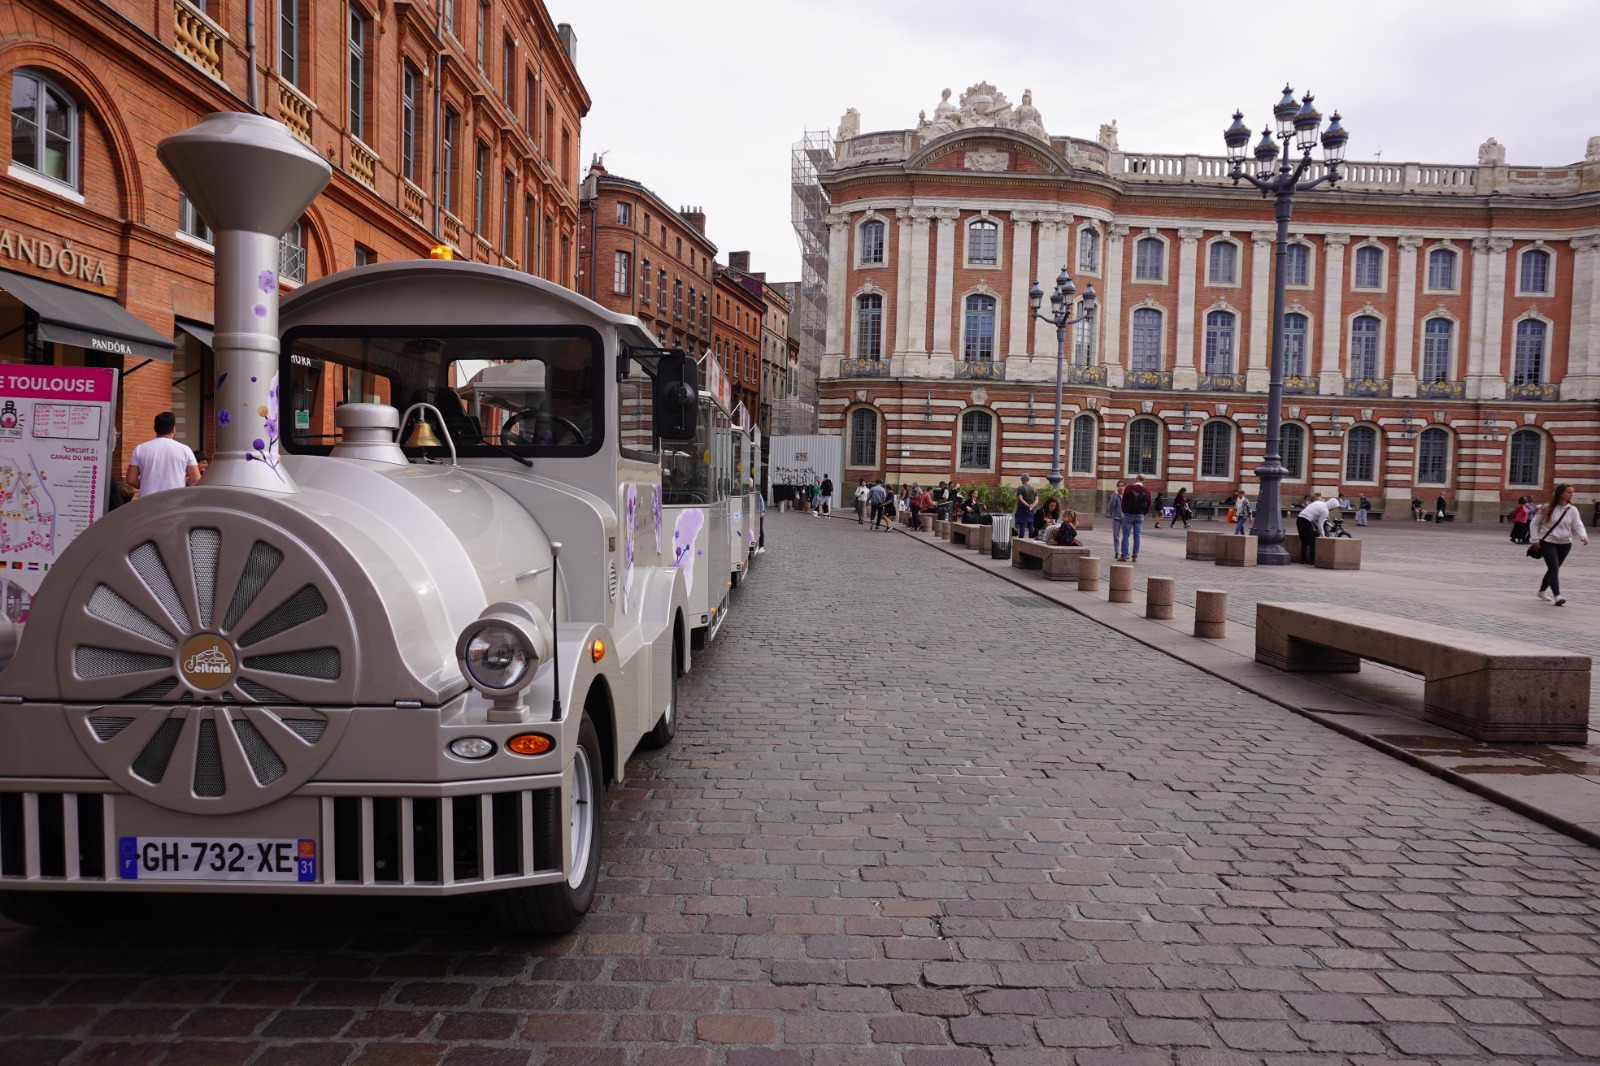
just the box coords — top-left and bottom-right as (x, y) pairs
(1296, 493), (1329, 565)
(1509, 496), (1532, 544)
(1119, 476), (1152, 561)
(880, 485), (898, 529)
(1356, 494), (1370, 527)
(1109, 480), (1125, 557)
(1232, 488), (1254, 535)
(1531, 483), (1588, 606)
(125, 411), (200, 497)
(853, 479), (869, 524)
(1435, 493), (1448, 525)
(817, 476), (833, 516)
(868, 479), (887, 530)
(1015, 474), (1041, 539)
(1173, 488), (1192, 529)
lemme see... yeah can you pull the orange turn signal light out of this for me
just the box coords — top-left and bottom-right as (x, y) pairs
(507, 733), (554, 756)
(591, 638), (605, 662)
(428, 244), (455, 260)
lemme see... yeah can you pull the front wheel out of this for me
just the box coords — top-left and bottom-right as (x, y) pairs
(641, 639), (681, 750)
(492, 715), (603, 935)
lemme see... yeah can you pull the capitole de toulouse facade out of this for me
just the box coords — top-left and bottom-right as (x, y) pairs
(815, 83), (1600, 520)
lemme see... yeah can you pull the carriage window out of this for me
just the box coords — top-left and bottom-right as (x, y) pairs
(281, 328), (604, 459)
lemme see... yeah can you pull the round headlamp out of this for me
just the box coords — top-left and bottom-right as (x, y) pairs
(456, 600), (552, 699)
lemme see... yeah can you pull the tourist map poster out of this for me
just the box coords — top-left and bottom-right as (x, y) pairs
(0, 366), (117, 623)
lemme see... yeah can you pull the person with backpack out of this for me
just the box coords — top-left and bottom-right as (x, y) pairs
(816, 475), (833, 517)
(1119, 476), (1152, 562)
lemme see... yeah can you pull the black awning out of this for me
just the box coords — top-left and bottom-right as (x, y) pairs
(0, 268), (176, 363)
(175, 320), (214, 348)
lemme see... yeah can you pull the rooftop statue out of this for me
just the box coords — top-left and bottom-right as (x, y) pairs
(1478, 137), (1506, 166)
(837, 107), (861, 141)
(915, 82), (1050, 144)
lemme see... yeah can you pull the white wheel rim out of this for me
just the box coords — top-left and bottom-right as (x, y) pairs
(567, 744), (596, 889)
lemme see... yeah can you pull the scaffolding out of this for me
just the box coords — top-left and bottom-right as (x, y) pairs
(790, 129), (832, 434)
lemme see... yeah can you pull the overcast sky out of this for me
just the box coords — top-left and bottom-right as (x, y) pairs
(560, 0), (1599, 283)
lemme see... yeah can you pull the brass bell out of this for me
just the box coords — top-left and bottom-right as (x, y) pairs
(404, 419), (443, 448)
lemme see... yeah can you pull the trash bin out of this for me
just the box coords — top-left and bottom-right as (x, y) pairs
(989, 513), (1014, 559)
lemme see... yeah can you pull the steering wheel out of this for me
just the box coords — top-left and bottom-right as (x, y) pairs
(503, 410), (586, 446)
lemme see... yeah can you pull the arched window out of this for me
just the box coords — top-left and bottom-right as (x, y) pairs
(1283, 312), (1308, 376)
(963, 294), (997, 361)
(967, 219), (998, 265)
(1513, 319), (1546, 383)
(1127, 418), (1160, 476)
(1280, 423), (1306, 481)
(1421, 319), (1453, 382)
(1509, 429), (1542, 487)
(1078, 228), (1100, 272)
(958, 410), (993, 470)
(1208, 241), (1237, 285)
(1131, 308), (1162, 371)
(1069, 414), (1096, 474)
(1426, 247), (1457, 291)
(10, 70), (79, 188)
(1519, 249), (1551, 295)
(1203, 310), (1235, 374)
(848, 408), (878, 467)
(1344, 425), (1378, 482)
(1200, 421), (1232, 480)
(859, 219), (885, 265)
(855, 293), (883, 359)
(279, 220), (307, 283)
(1353, 245), (1383, 288)
(1349, 315), (1380, 379)
(1284, 243), (1310, 286)
(1417, 427), (1449, 485)
(1134, 237), (1164, 281)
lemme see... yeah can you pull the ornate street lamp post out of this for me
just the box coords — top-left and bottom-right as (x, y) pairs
(1028, 268), (1097, 487)
(1223, 86), (1348, 564)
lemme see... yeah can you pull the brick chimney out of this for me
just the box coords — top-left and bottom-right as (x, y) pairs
(728, 250), (751, 274)
(681, 206), (706, 234)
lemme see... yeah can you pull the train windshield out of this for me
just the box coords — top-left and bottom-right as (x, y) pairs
(281, 327), (604, 458)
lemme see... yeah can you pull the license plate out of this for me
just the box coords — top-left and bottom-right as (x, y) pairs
(117, 837), (317, 882)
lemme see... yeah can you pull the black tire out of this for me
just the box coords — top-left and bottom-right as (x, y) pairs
(491, 715), (603, 935)
(0, 890), (129, 929)
(640, 638), (681, 750)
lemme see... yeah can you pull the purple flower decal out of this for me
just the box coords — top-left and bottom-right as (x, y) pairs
(252, 438), (265, 451)
(253, 303), (268, 318)
(263, 418), (278, 437)
(218, 408), (231, 427)
(258, 269), (276, 293)
(216, 373), (227, 389)
(250, 376), (258, 383)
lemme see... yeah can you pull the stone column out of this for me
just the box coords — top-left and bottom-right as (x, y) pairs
(824, 211), (851, 361)
(1173, 228), (1203, 390)
(1246, 231), (1273, 391)
(1317, 233), (1350, 394)
(930, 207), (960, 359)
(1101, 225), (1128, 386)
(1007, 212), (1037, 359)
(1392, 235), (1423, 397)
(1565, 233), (1600, 400)
(1467, 236), (1512, 399)
(893, 209), (914, 357)
(905, 208), (934, 356)
(1033, 213), (1062, 357)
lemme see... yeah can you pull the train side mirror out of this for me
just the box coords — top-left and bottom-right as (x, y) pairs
(655, 352), (698, 441)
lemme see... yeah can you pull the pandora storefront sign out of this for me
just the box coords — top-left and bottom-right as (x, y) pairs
(0, 228), (110, 286)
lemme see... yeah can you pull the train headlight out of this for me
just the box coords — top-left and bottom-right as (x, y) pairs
(456, 600), (551, 705)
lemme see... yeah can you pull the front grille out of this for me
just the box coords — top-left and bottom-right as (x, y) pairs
(243, 648), (341, 680)
(131, 718), (184, 783)
(189, 528), (221, 628)
(129, 541), (192, 631)
(238, 586), (327, 647)
(0, 792), (110, 881)
(223, 542), (284, 631)
(325, 788), (560, 886)
(232, 719), (287, 784)
(75, 647), (169, 679)
(88, 584), (176, 647)
(194, 719), (225, 797)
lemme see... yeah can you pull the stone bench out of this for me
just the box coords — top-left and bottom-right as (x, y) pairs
(950, 523), (991, 552)
(1215, 534), (1257, 566)
(1011, 539), (1090, 580)
(1185, 530), (1219, 560)
(1255, 602), (1591, 743)
(1313, 537), (1362, 570)
(934, 519), (953, 539)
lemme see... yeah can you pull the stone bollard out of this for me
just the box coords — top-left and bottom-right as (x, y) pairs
(1077, 555), (1101, 593)
(1108, 563), (1134, 603)
(1194, 588), (1227, 638)
(1146, 576), (1175, 620)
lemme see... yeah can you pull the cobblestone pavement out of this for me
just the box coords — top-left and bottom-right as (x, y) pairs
(5, 511), (1600, 1064)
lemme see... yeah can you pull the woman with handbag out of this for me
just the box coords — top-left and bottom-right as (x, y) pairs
(1530, 483), (1588, 606)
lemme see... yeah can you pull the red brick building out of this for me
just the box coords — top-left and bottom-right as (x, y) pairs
(714, 253), (766, 425)
(1, 0), (587, 470)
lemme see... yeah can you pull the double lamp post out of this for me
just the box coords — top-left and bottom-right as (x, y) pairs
(1028, 269), (1096, 488)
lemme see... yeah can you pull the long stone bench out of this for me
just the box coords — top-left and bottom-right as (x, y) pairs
(1012, 539), (1090, 580)
(1255, 602), (1591, 743)
(950, 523), (990, 552)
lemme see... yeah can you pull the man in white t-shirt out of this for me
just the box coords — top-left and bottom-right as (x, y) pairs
(126, 411), (199, 496)
(1296, 493), (1330, 565)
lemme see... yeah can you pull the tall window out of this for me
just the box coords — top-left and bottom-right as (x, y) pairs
(476, 0), (489, 71)
(1508, 429), (1542, 487)
(524, 72), (536, 137)
(613, 251), (630, 295)
(855, 293), (883, 359)
(1073, 317), (1094, 365)
(502, 35), (515, 109)
(1131, 308), (1162, 371)
(967, 220), (998, 265)
(1208, 242), (1237, 285)
(348, 9), (368, 139)
(1421, 318), (1452, 382)
(1127, 418), (1159, 476)
(443, 0), (456, 35)
(1352, 245), (1383, 288)
(1513, 319), (1546, 384)
(1344, 425), (1377, 482)
(277, 0), (301, 86)
(523, 194), (534, 271)
(1283, 312), (1308, 376)
(616, 202), (631, 226)
(178, 192), (211, 243)
(657, 269), (666, 309)
(848, 408), (878, 467)
(1519, 249), (1551, 294)
(860, 220), (885, 265)
(1200, 421), (1232, 479)
(1069, 414), (1095, 474)
(963, 294), (996, 361)
(1283, 243), (1309, 286)
(1134, 237), (1163, 281)
(1350, 315), (1380, 379)
(1203, 310), (1235, 374)
(1417, 427), (1449, 485)
(401, 63), (420, 182)
(639, 257), (649, 301)
(279, 219), (306, 284)
(958, 410), (993, 470)
(500, 170), (514, 251)
(1426, 247), (1457, 290)
(10, 71), (78, 188)
(673, 279), (683, 318)
(474, 141), (488, 230)
(441, 107), (457, 213)
(1078, 228), (1100, 273)
(1281, 423), (1305, 480)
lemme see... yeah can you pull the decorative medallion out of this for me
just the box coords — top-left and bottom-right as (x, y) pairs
(179, 633), (236, 691)
(971, 388), (988, 406)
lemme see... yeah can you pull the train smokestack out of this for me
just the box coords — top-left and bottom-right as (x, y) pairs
(158, 113), (331, 493)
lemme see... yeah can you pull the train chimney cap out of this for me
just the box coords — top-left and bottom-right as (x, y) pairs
(158, 112), (330, 236)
